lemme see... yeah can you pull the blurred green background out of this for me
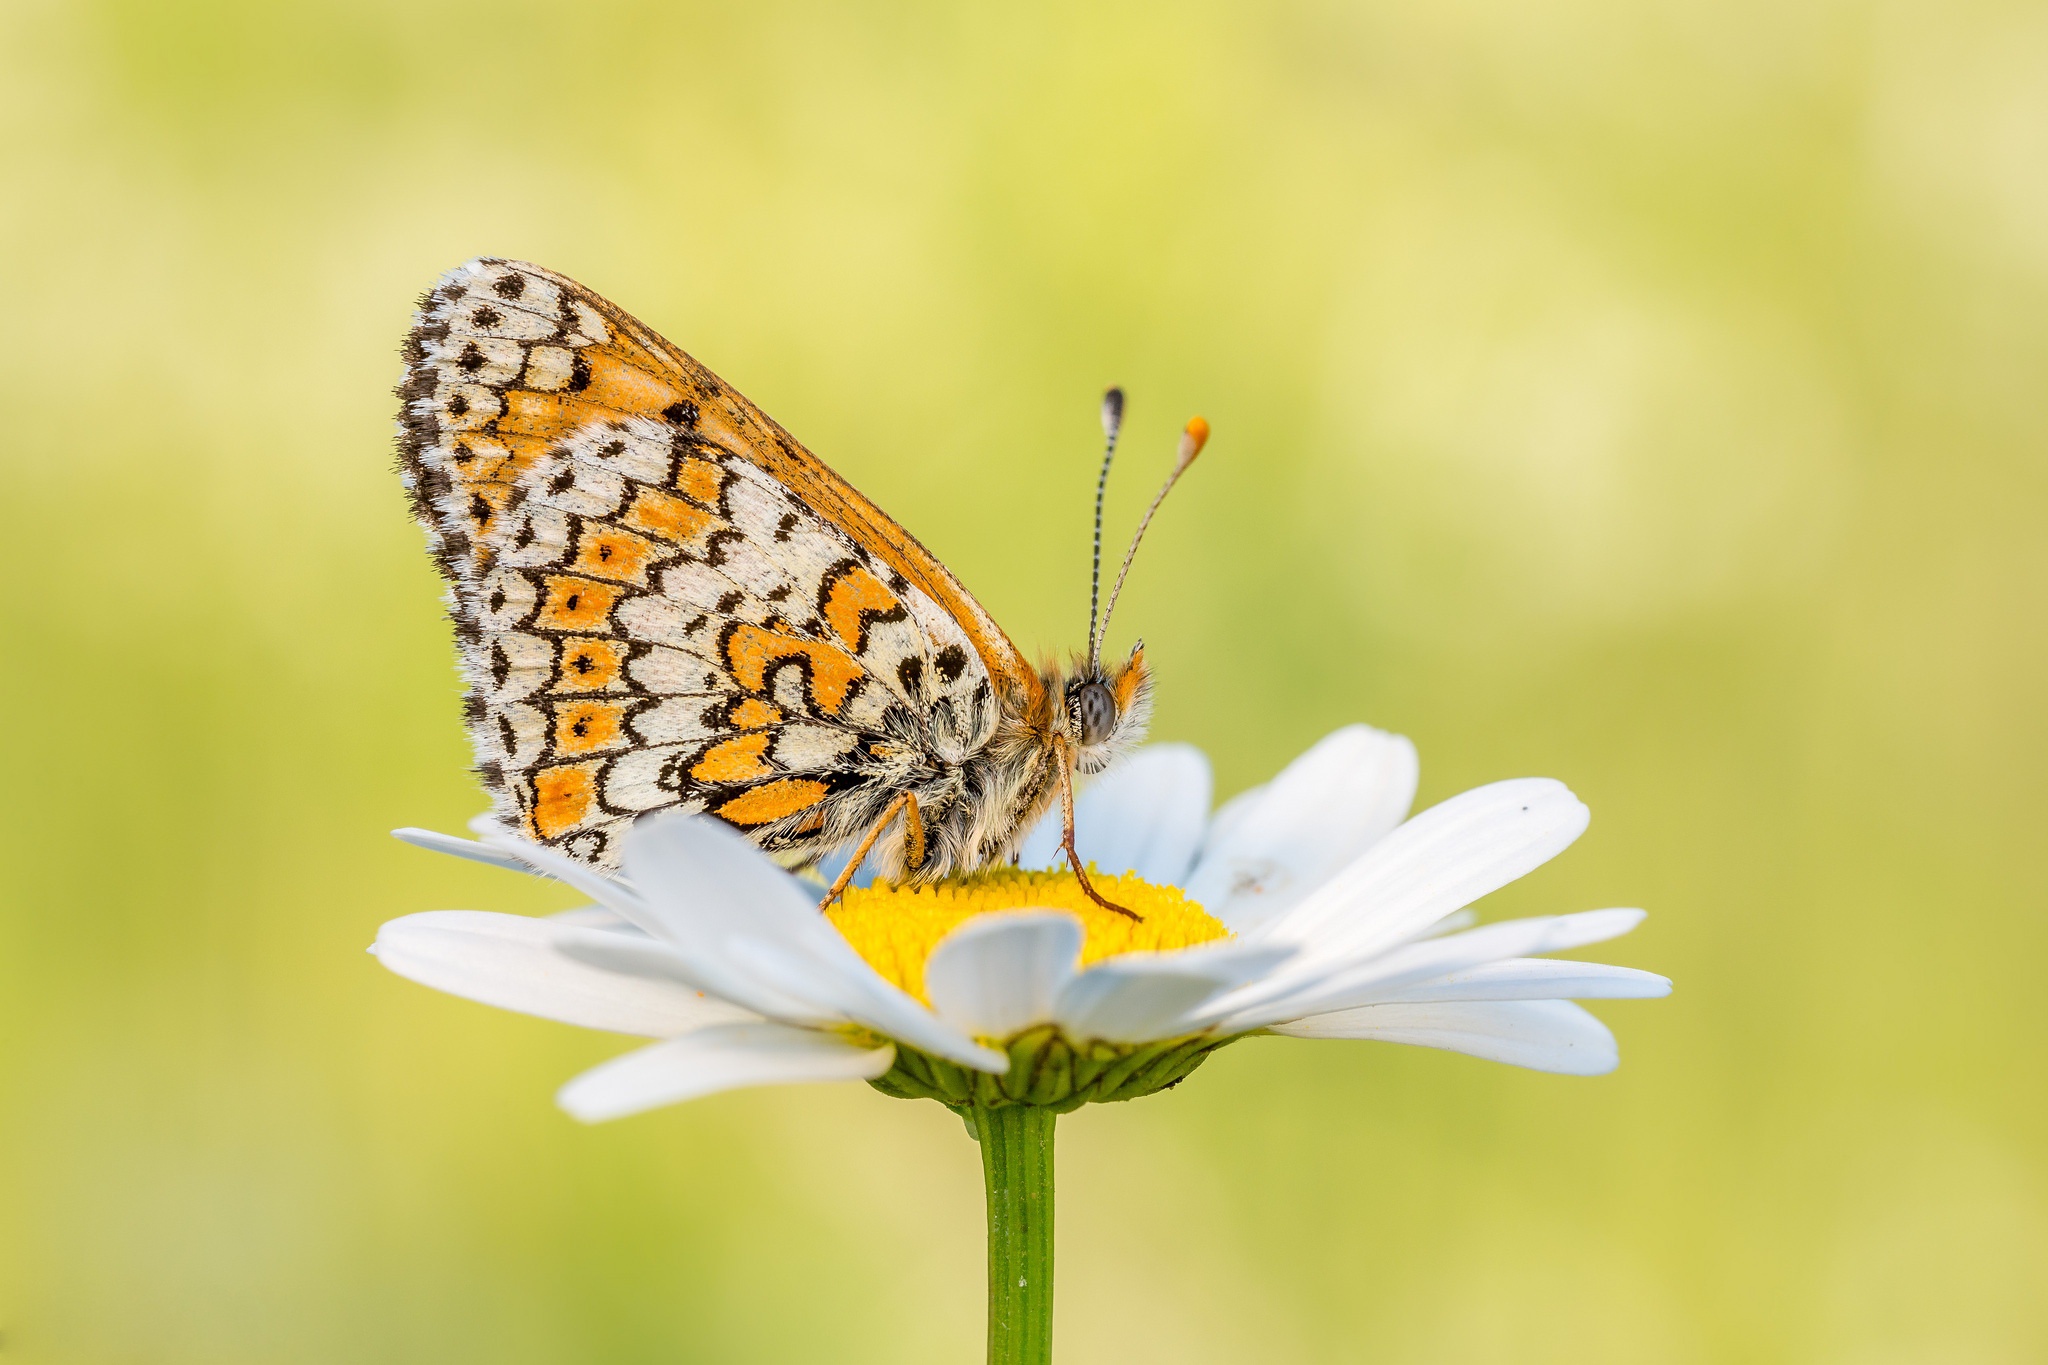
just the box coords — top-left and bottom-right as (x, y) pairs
(4, 0), (2044, 1360)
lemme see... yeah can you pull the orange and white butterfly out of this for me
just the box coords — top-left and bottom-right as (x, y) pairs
(397, 259), (1204, 911)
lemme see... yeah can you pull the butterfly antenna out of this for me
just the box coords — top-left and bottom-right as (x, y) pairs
(1093, 416), (1209, 662)
(1087, 387), (1125, 671)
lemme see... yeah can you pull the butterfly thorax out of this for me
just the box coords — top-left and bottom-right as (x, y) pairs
(857, 646), (1153, 884)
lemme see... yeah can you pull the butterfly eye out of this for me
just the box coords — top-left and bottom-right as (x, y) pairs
(1075, 682), (1118, 747)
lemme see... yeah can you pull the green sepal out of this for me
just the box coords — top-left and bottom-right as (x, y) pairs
(866, 1029), (1245, 1116)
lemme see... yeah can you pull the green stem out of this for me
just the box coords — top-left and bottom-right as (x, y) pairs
(973, 1105), (1056, 1365)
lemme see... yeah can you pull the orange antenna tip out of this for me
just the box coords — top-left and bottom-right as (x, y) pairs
(1180, 416), (1210, 463)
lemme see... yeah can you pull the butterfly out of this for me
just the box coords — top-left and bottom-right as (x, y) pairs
(396, 259), (1205, 915)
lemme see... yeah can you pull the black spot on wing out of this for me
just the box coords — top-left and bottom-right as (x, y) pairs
(697, 527), (745, 567)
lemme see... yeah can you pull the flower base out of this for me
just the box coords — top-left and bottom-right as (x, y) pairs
(865, 1024), (1240, 1115)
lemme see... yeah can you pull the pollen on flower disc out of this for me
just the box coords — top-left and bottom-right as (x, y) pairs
(826, 868), (1231, 1005)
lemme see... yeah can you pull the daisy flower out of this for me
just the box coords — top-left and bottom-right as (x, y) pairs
(376, 724), (1664, 1116)
(372, 724), (1666, 1364)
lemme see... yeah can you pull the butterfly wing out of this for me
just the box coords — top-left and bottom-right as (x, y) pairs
(397, 258), (1036, 869)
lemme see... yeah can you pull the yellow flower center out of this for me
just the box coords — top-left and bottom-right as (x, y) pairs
(826, 868), (1231, 1006)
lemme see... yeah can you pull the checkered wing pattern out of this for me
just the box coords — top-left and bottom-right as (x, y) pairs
(397, 259), (1011, 870)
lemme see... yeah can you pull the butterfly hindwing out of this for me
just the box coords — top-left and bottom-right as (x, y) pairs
(472, 420), (993, 866)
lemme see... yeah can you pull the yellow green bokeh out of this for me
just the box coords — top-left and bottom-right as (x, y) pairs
(3, 1), (2044, 1360)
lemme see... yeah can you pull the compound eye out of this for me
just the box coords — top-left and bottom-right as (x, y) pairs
(1076, 681), (1118, 747)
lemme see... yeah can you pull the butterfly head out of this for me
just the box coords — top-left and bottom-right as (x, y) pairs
(1058, 641), (1153, 776)
(1060, 390), (1203, 777)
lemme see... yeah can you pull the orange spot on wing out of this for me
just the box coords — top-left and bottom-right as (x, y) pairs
(821, 565), (901, 653)
(580, 347), (687, 415)
(554, 637), (627, 691)
(692, 733), (775, 784)
(674, 456), (726, 508)
(728, 698), (782, 728)
(717, 778), (829, 826)
(532, 762), (600, 838)
(571, 526), (659, 584)
(535, 576), (621, 631)
(623, 487), (719, 546)
(723, 623), (863, 714)
(446, 438), (513, 488)
(553, 700), (627, 755)
(498, 391), (608, 443)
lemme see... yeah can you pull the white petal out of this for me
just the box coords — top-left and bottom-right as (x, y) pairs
(549, 927), (829, 1024)
(1364, 958), (1672, 1003)
(1052, 941), (1293, 1044)
(392, 827), (540, 877)
(1249, 778), (1591, 972)
(1270, 1000), (1619, 1074)
(1197, 782), (1266, 858)
(557, 1022), (895, 1122)
(1185, 726), (1420, 932)
(720, 932), (993, 1067)
(546, 904), (644, 932)
(1054, 967), (1223, 1044)
(482, 817), (941, 1050)
(622, 816), (1006, 1072)
(487, 829), (811, 1024)
(1422, 908), (1478, 937)
(372, 911), (756, 1036)
(1016, 744), (1214, 885)
(1219, 908), (1647, 1028)
(436, 820), (643, 895)
(474, 826), (656, 923)
(924, 912), (1083, 1039)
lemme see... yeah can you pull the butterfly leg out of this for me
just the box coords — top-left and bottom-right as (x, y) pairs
(902, 791), (927, 874)
(1053, 735), (1142, 923)
(820, 791), (923, 908)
